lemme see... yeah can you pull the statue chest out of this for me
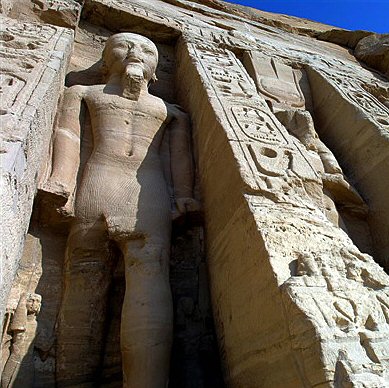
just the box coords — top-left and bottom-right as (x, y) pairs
(84, 92), (168, 141)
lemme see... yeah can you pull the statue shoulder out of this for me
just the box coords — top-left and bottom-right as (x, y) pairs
(64, 84), (89, 98)
(165, 102), (189, 121)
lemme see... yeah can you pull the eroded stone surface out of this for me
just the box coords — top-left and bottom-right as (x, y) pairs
(1, 292), (41, 387)
(0, 15), (73, 322)
(355, 34), (389, 77)
(3, 0), (82, 29)
(1, 1), (389, 387)
(318, 29), (374, 49)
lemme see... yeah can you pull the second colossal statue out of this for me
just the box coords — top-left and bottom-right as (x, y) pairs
(44, 33), (196, 387)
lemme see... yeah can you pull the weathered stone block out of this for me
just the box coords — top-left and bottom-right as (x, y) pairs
(0, 16), (73, 320)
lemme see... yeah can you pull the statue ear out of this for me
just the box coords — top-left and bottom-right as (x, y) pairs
(101, 59), (108, 75)
(100, 59), (109, 82)
(148, 73), (158, 87)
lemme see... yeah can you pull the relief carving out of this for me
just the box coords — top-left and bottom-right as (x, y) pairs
(2, 1), (389, 387)
(320, 69), (389, 129)
(0, 15), (73, 326)
(177, 31), (389, 386)
(0, 19), (58, 117)
(190, 40), (319, 201)
(243, 52), (305, 110)
(283, 245), (389, 384)
(1, 293), (41, 388)
(231, 105), (288, 144)
(244, 52), (373, 252)
(42, 33), (196, 386)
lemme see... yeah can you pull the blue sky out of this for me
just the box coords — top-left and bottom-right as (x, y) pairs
(224, 0), (389, 33)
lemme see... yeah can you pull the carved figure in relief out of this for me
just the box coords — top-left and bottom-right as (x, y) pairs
(243, 53), (373, 251)
(44, 33), (196, 387)
(274, 108), (375, 254)
(274, 109), (368, 224)
(1, 293), (41, 388)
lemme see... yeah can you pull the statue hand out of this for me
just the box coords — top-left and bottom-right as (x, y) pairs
(39, 179), (72, 209)
(321, 173), (368, 216)
(43, 179), (71, 197)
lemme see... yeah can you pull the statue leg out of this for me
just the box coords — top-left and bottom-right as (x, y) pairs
(119, 238), (173, 388)
(56, 221), (113, 387)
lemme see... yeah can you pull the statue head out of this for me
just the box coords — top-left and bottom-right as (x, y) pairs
(26, 293), (42, 316)
(102, 33), (158, 84)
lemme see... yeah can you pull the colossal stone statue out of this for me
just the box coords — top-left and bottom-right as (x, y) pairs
(3, 1), (389, 386)
(44, 33), (196, 387)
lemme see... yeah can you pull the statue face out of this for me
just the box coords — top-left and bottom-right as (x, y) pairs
(26, 293), (41, 315)
(103, 33), (158, 82)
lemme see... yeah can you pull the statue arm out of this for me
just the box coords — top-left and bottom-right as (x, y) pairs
(168, 104), (198, 215)
(317, 142), (367, 211)
(316, 141), (342, 174)
(45, 86), (84, 199)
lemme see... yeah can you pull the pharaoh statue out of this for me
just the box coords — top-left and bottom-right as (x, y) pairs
(1, 293), (41, 388)
(43, 33), (196, 387)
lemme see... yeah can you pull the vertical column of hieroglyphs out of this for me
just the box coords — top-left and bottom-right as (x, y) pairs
(186, 40), (319, 193)
(0, 16), (73, 319)
(178, 38), (322, 386)
(177, 36), (389, 387)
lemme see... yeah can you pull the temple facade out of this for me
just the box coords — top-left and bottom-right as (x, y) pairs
(1, 1), (389, 386)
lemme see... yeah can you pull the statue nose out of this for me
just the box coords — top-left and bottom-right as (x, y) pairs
(128, 45), (142, 57)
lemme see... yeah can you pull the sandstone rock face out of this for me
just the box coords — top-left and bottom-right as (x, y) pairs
(355, 34), (389, 77)
(0, 16), (73, 321)
(318, 29), (374, 49)
(1, 0), (389, 387)
(3, 0), (82, 29)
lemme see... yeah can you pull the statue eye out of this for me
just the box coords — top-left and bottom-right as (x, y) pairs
(141, 45), (154, 55)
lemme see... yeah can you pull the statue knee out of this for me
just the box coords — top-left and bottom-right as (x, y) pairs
(121, 241), (169, 275)
(65, 226), (111, 271)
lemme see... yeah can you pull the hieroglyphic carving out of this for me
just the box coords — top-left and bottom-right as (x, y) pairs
(243, 54), (372, 248)
(178, 33), (389, 386)
(0, 16), (73, 322)
(285, 247), (389, 383)
(231, 105), (288, 143)
(189, 40), (318, 199)
(196, 44), (254, 99)
(243, 52), (305, 109)
(247, 199), (389, 385)
(0, 22), (57, 47)
(305, 65), (389, 264)
(0, 74), (26, 115)
(0, 18), (67, 120)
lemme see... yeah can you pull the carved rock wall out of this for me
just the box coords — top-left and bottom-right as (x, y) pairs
(175, 35), (389, 386)
(1, 0), (389, 387)
(0, 16), (73, 320)
(355, 34), (389, 77)
(2, 0), (82, 29)
(2, 10), (223, 385)
(307, 68), (389, 266)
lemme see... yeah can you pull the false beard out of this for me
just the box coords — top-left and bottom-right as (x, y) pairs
(121, 64), (144, 100)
